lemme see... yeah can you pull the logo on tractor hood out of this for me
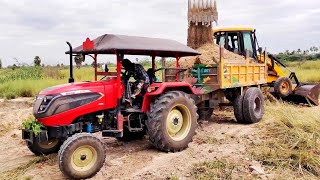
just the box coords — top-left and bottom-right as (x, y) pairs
(60, 90), (92, 96)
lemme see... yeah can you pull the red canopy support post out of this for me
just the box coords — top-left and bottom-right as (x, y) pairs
(94, 54), (98, 81)
(115, 51), (124, 132)
(116, 52), (123, 99)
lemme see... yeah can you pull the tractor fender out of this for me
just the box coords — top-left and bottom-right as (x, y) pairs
(141, 82), (196, 112)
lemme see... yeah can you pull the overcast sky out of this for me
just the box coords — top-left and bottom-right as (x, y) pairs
(0, 0), (319, 66)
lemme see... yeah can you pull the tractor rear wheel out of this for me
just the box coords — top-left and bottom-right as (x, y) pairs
(274, 77), (292, 97)
(58, 133), (105, 179)
(242, 87), (264, 124)
(146, 91), (198, 152)
(27, 139), (62, 156)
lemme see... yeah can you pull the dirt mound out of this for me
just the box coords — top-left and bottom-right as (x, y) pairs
(179, 44), (246, 68)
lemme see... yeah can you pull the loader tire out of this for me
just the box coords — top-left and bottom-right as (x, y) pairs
(58, 133), (105, 179)
(274, 77), (292, 97)
(233, 95), (245, 123)
(27, 139), (62, 156)
(242, 87), (264, 124)
(146, 91), (198, 152)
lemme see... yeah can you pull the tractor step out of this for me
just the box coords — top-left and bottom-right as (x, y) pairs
(123, 108), (142, 113)
(102, 130), (123, 138)
(127, 127), (143, 132)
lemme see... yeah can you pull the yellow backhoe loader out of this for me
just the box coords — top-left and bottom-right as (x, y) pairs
(187, 1), (319, 106)
(212, 27), (320, 106)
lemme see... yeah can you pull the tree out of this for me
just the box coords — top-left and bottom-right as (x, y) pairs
(34, 56), (41, 66)
(285, 50), (290, 55)
(297, 48), (301, 54)
(314, 47), (319, 53)
(74, 55), (84, 68)
(0, 58), (2, 69)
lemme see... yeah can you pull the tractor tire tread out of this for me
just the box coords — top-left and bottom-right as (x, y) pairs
(146, 91), (198, 152)
(58, 133), (105, 179)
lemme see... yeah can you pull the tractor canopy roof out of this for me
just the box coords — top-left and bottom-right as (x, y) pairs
(66, 34), (200, 57)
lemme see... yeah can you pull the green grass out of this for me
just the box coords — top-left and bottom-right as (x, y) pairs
(285, 61), (320, 82)
(251, 102), (320, 177)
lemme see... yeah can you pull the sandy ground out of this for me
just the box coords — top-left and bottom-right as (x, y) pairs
(1, 98), (312, 180)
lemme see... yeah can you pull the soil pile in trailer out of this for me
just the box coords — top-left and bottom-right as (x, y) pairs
(179, 43), (246, 68)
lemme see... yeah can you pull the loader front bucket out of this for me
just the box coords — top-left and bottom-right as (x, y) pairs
(284, 83), (320, 106)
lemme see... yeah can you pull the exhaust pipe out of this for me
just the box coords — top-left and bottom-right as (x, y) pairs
(66, 42), (74, 83)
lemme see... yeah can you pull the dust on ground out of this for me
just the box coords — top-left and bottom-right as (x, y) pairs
(1, 99), (316, 180)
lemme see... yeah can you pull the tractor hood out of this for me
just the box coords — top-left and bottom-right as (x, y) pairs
(39, 81), (105, 95)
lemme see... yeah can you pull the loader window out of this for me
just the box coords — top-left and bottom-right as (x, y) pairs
(243, 32), (254, 58)
(226, 33), (240, 54)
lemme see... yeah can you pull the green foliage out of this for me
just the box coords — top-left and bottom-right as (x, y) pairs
(285, 61), (320, 82)
(34, 56), (41, 66)
(22, 117), (44, 136)
(0, 67), (42, 84)
(74, 55), (84, 68)
(0, 58), (2, 69)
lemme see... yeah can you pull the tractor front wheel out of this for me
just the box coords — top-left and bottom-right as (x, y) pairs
(27, 139), (62, 156)
(146, 91), (198, 152)
(58, 133), (105, 179)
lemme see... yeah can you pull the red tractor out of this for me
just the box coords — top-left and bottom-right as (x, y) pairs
(22, 34), (265, 179)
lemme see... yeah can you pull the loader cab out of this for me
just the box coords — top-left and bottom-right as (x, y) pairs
(214, 28), (259, 60)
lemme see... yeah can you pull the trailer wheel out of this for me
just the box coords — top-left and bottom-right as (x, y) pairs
(274, 77), (292, 97)
(27, 139), (62, 156)
(242, 88), (264, 124)
(146, 91), (198, 152)
(233, 95), (245, 123)
(58, 133), (105, 179)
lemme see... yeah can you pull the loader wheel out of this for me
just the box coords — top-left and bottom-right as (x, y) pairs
(27, 139), (62, 156)
(242, 87), (264, 124)
(58, 133), (105, 179)
(146, 91), (198, 152)
(233, 95), (245, 123)
(274, 77), (292, 97)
